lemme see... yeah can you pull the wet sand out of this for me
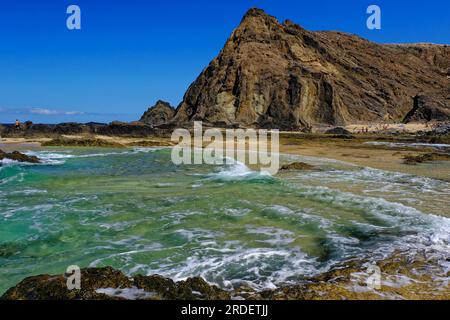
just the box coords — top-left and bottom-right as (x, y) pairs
(279, 135), (450, 182)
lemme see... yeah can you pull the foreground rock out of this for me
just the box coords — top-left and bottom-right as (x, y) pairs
(0, 150), (40, 163)
(41, 138), (125, 148)
(172, 8), (450, 130)
(2, 252), (449, 300)
(1, 267), (229, 300)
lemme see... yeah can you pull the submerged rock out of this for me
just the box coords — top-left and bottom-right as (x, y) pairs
(125, 140), (176, 147)
(280, 162), (315, 171)
(0, 149), (40, 164)
(403, 152), (450, 165)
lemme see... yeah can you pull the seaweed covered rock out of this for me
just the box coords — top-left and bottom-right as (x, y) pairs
(41, 138), (125, 148)
(403, 152), (450, 165)
(1, 267), (229, 300)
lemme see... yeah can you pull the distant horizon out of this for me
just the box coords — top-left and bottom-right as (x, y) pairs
(1, 0), (449, 124)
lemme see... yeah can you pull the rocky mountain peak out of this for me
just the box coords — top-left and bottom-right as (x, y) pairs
(171, 8), (450, 130)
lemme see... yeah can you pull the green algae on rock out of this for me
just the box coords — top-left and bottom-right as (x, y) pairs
(41, 138), (125, 148)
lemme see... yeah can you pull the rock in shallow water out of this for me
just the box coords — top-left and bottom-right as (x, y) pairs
(280, 162), (315, 171)
(0, 149), (40, 164)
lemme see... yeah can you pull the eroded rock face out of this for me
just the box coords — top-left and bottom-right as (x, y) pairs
(403, 95), (450, 123)
(172, 8), (450, 130)
(140, 100), (176, 127)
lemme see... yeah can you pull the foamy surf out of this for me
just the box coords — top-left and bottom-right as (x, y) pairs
(22, 147), (167, 165)
(364, 141), (450, 152)
(208, 159), (273, 182)
(1, 146), (449, 295)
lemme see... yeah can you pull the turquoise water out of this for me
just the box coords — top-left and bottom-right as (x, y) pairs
(0, 147), (449, 294)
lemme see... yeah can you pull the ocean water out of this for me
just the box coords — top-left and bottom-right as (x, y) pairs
(0, 147), (449, 294)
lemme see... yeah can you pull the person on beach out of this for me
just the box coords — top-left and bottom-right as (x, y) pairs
(15, 119), (21, 129)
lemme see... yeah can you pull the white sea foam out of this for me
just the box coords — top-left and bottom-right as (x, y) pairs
(96, 287), (156, 300)
(209, 160), (272, 181)
(364, 141), (450, 150)
(0, 158), (20, 165)
(22, 147), (166, 165)
(289, 184), (450, 263)
(140, 244), (321, 290)
(245, 226), (296, 245)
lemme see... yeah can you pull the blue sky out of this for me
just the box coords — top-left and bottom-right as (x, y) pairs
(1, 0), (449, 123)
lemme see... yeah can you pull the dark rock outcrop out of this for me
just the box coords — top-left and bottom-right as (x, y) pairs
(0, 122), (168, 138)
(403, 95), (450, 123)
(53, 122), (84, 135)
(140, 100), (176, 127)
(93, 122), (157, 137)
(325, 127), (351, 135)
(0, 150), (40, 164)
(172, 8), (450, 130)
(432, 123), (450, 135)
(1, 267), (230, 300)
(0, 123), (87, 137)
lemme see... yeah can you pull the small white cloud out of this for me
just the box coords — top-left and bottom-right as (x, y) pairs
(29, 108), (85, 116)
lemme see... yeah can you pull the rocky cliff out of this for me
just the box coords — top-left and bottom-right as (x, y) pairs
(172, 8), (450, 130)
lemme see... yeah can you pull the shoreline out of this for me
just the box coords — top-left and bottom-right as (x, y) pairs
(2, 132), (450, 181)
(2, 250), (448, 300)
